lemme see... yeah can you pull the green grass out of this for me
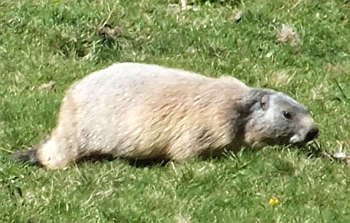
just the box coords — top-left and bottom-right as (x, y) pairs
(1, 0), (349, 222)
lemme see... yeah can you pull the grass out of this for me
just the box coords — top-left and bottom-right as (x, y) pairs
(0, 0), (349, 222)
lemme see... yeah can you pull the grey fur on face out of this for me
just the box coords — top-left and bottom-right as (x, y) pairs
(244, 89), (318, 146)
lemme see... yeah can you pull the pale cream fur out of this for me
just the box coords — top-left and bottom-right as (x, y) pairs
(24, 63), (317, 169)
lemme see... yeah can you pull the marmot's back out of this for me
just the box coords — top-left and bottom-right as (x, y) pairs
(70, 63), (249, 105)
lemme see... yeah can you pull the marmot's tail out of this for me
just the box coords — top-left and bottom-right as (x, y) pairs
(11, 148), (40, 166)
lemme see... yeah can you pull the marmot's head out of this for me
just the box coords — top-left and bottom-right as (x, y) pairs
(244, 89), (318, 147)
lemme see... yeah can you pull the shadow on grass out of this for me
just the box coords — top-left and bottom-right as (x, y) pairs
(77, 153), (170, 168)
(194, 0), (242, 6)
(12, 140), (340, 169)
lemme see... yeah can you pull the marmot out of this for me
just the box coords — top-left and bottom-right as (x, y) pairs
(13, 63), (319, 169)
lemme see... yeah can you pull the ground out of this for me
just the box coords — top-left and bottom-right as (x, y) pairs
(0, 0), (349, 222)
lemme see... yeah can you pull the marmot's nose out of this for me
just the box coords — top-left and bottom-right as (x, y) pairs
(305, 127), (319, 142)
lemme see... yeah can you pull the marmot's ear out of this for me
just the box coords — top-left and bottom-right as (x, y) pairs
(260, 94), (269, 110)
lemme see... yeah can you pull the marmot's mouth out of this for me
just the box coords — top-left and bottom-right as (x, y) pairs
(290, 134), (303, 144)
(290, 127), (319, 145)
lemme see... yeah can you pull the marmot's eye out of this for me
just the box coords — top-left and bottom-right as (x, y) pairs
(282, 111), (292, 120)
